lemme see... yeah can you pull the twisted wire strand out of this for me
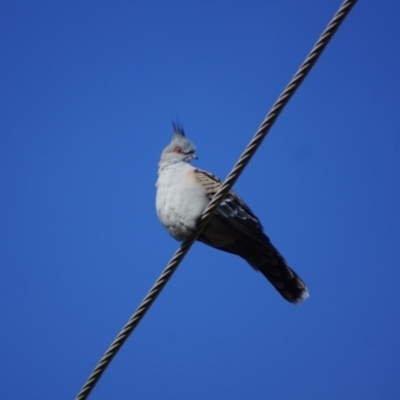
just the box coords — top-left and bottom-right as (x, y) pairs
(76, 1), (357, 398)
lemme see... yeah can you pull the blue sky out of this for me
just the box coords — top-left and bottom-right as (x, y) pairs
(1, 1), (400, 399)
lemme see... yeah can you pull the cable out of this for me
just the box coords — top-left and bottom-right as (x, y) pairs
(76, 1), (357, 398)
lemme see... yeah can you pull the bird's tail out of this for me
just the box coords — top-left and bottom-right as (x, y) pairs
(234, 237), (309, 304)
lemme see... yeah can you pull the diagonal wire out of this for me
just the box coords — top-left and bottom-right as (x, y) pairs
(76, 1), (357, 398)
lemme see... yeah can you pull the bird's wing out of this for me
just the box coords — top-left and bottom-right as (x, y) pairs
(194, 169), (266, 242)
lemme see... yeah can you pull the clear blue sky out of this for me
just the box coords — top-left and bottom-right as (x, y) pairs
(1, 1), (399, 399)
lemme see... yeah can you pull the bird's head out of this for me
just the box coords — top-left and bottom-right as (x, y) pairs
(159, 122), (198, 166)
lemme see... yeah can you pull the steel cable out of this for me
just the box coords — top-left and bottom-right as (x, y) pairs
(76, 1), (357, 398)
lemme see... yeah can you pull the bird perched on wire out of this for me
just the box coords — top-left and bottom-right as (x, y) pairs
(156, 123), (309, 304)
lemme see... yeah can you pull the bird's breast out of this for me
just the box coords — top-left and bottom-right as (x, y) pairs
(156, 165), (209, 241)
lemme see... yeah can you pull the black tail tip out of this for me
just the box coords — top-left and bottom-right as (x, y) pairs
(290, 287), (310, 305)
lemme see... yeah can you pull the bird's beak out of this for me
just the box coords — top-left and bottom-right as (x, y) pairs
(192, 153), (198, 160)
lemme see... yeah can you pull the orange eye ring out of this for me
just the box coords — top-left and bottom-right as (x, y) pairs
(174, 147), (183, 154)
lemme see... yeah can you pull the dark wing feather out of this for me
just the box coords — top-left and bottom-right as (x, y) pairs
(194, 169), (266, 242)
(194, 169), (309, 304)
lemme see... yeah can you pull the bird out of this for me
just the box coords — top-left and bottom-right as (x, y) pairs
(156, 123), (309, 304)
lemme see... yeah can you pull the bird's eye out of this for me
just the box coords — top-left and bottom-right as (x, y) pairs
(174, 147), (183, 154)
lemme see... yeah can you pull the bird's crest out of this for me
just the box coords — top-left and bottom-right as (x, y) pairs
(172, 120), (185, 138)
